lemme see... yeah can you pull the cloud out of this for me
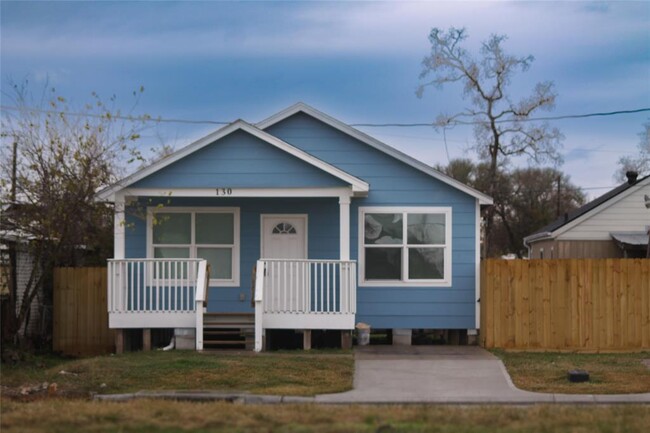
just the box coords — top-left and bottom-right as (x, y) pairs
(2, 1), (647, 62)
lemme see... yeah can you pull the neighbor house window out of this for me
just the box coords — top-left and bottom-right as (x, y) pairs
(149, 207), (240, 286)
(359, 207), (451, 286)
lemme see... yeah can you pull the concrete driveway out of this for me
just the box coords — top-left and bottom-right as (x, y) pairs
(315, 346), (650, 404)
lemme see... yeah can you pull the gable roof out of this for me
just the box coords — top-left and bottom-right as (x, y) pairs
(96, 119), (369, 201)
(257, 102), (493, 205)
(524, 174), (650, 243)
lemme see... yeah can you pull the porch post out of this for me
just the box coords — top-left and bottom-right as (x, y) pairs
(114, 192), (126, 259)
(339, 194), (351, 260)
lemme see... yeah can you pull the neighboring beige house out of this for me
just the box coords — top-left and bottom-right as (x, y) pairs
(524, 172), (650, 259)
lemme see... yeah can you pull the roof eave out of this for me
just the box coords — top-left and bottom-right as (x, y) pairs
(523, 231), (553, 244)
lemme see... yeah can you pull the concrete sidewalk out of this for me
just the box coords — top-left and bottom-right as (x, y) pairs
(315, 345), (650, 404)
(95, 345), (650, 404)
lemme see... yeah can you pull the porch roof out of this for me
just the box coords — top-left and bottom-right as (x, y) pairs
(96, 119), (369, 202)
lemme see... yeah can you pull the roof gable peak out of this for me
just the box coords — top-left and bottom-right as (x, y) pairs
(257, 103), (493, 205)
(96, 114), (368, 201)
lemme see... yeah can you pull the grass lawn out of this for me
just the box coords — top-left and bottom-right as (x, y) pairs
(493, 350), (650, 394)
(1, 400), (649, 433)
(0, 350), (353, 398)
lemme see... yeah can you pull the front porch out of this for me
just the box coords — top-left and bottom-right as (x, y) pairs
(105, 175), (365, 351)
(107, 257), (357, 351)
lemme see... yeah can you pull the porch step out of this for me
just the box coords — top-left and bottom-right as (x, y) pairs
(203, 340), (247, 346)
(203, 313), (254, 325)
(202, 313), (255, 350)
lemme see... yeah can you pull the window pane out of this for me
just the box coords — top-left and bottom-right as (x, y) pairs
(407, 213), (445, 245)
(408, 248), (444, 279)
(153, 247), (190, 279)
(196, 213), (234, 245)
(197, 247), (233, 280)
(365, 248), (401, 280)
(153, 213), (191, 244)
(364, 213), (403, 244)
(154, 247), (190, 259)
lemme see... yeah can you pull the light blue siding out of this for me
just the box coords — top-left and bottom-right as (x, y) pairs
(122, 111), (480, 329)
(125, 197), (339, 313)
(131, 129), (347, 189)
(266, 112), (478, 329)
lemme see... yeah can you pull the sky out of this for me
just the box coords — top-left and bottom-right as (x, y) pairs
(1, 0), (649, 198)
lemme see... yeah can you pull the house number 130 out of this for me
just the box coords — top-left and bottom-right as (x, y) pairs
(216, 188), (233, 196)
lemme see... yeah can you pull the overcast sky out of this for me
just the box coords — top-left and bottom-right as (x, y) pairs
(2, 1), (649, 197)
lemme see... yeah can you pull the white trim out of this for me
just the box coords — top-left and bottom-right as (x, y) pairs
(523, 176), (650, 243)
(96, 120), (369, 202)
(475, 200), (480, 330)
(260, 214), (308, 260)
(257, 103), (493, 205)
(147, 207), (241, 287)
(262, 313), (355, 330)
(109, 312), (195, 328)
(339, 195), (351, 261)
(358, 206), (453, 287)
(122, 187), (355, 198)
(254, 260), (265, 352)
(114, 192), (125, 259)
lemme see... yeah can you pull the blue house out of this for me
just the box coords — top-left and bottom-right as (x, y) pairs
(97, 103), (492, 351)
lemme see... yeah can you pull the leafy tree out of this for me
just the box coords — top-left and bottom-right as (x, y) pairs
(418, 27), (563, 250)
(497, 167), (585, 257)
(438, 159), (585, 257)
(0, 81), (149, 348)
(616, 120), (650, 181)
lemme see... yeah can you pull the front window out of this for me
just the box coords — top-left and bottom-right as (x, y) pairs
(360, 207), (451, 286)
(149, 208), (240, 285)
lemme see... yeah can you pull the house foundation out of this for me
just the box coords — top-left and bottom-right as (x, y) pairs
(174, 328), (196, 350)
(392, 329), (412, 346)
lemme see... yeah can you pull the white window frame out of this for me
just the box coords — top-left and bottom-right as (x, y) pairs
(147, 207), (240, 286)
(358, 206), (452, 287)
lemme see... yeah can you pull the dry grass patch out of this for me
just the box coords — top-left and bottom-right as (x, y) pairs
(493, 350), (650, 394)
(1, 399), (649, 433)
(0, 351), (353, 398)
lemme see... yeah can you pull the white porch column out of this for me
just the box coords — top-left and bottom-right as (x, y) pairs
(339, 194), (351, 260)
(114, 192), (126, 259)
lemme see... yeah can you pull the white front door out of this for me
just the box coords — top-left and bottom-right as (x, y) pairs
(261, 215), (308, 259)
(261, 215), (309, 312)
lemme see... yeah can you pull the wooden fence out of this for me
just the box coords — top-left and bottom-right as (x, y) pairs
(480, 259), (650, 351)
(53, 267), (114, 356)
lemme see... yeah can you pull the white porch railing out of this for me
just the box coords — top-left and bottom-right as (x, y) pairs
(254, 259), (357, 352)
(107, 259), (208, 342)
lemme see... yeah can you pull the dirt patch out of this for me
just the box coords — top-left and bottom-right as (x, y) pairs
(642, 359), (650, 369)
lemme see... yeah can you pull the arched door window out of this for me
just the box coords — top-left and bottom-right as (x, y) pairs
(272, 222), (297, 234)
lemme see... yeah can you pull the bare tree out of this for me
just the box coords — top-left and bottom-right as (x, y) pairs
(418, 27), (563, 248)
(616, 120), (650, 181)
(0, 80), (149, 349)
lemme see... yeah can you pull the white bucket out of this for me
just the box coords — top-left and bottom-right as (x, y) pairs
(357, 329), (370, 346)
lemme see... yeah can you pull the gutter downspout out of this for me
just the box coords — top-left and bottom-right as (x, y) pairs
(523, 232), (552, 259)
(161, 337), (175, 351)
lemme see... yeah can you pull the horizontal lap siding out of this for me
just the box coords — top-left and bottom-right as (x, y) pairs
(131, 130), (347, 189)
(557, 183), (649, 241)
(125, 197), (339, 313)
(267, 113), (477, 329)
